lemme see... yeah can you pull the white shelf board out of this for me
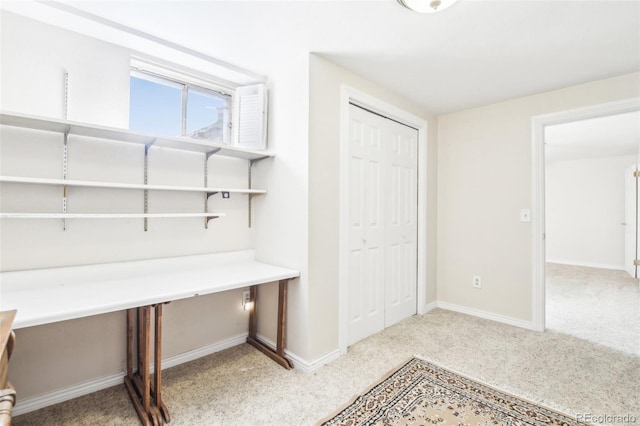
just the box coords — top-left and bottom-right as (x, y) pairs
(0, 176), (267, 195)
(0, 111), (274, 161)
(0, 213), (225, 219)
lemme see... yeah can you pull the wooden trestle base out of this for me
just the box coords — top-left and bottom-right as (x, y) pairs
(246, 280), (294, 370)
(123, 279), (294, 425)
(124, 304), (170, 426)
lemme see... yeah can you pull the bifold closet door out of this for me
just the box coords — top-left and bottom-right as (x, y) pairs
(384, 113), (418, 326)
(347, 104), (418, 346)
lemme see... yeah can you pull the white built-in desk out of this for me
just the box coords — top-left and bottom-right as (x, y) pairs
(0, 250), (299, 426)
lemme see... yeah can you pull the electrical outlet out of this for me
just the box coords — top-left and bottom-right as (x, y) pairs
(473, 276), (482, 289)
(241, 290), (254, 311)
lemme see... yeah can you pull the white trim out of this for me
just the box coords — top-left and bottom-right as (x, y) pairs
(289, 349), (341, 373)
(338, 85), (429, 353)
(532, 113), (546, 332)
(436, 302), (535, 331)
(532, 98), (640, 332)
(255, 333), (341, 372)
(12, 372), (125, 418)
(13, 333), (248, 416)
(160, 334), (249, 370)
(339, 90), (350, 354)
(422, 301), (438, 314)
(546, 259), (626, 271)
(131, 56), (238, 93)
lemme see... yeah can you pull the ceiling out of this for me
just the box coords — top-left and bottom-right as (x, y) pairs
(545, 111), (640, 162)
(2, 0), (639, 115)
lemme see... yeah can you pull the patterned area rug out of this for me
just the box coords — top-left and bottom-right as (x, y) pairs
(319, 358), (588, 426)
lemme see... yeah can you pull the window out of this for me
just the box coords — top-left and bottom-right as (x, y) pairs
(129, 71), (231, 145)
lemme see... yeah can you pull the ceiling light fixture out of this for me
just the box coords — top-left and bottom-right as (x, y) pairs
(397, 0), (458, 13)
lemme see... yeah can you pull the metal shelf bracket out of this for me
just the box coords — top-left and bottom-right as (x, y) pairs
(62, 132), (69, 231)
(144, 139), (156, 231)
(247, 158), (269, 228)
(204, 149), (221, 229)
(205, 215), (222, 225)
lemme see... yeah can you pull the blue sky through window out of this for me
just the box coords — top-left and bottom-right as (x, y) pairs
(129, 76), (181, 136)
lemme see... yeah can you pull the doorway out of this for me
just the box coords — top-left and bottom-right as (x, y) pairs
(544, 113), (638, 273)
(532, 99), (640, 355)
(346, 103), (418, 346)
(543, 111), (640, 354)
(624, 164), (638, 278)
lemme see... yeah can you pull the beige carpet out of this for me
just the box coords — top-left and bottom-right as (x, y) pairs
(319, 357), (587, 426)
(12, 309), (640, 425)
(546, 263), (640, 356)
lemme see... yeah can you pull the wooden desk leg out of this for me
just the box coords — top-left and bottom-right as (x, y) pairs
(248, 285), (258, 340)
(140, 307), (151, 418)
(124, 306), (160, 426)
(152, 303), (170, 423)
(124, 308), (151, 426)
(126, 309), (134, 380)
(246, 280), (294, 370)
(276, 280), (288, 360)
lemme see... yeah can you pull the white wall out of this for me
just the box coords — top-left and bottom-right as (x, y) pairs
(253, 53), (310, 361)
(0, 11), (258, 403)
(437, 72), (640, 323)
(546, 155), (635, 269)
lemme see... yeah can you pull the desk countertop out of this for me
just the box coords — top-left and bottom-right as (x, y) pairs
(0, 251), (299, 329)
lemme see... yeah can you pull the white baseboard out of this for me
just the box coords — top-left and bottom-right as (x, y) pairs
(436, 301), (535, 331)
(14, 331), (341, 417)
(255, 333), (341, 372)
(546, 259), (625, 271)
(309, 348), (342, 371)
(13, 333), (248, 417)
(422, 301), (438, 314)
(288, 348), (341, 372)
(161, 333), (248, 370)
(13, 304), (539, 417)
(12, 372), (124, 418)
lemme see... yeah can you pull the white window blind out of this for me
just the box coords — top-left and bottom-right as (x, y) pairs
(233, 84), (267, 150)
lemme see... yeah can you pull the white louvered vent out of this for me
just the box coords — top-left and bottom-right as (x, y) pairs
(233, 84), (267, 150)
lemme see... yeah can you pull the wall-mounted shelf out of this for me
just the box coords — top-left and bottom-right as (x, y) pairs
(0, 213), (225, 220)
(0, 111), (274, 161)
(0, 111), (273, 229)
(0, 176), (267, 197)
